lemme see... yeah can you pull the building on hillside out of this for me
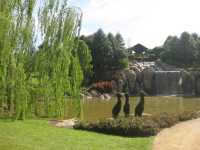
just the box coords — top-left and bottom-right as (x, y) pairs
(128, 43), (148, 55)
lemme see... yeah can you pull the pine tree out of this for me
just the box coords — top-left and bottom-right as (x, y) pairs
(115, 33), (125, 50)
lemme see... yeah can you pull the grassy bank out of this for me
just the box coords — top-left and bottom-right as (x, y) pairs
(0, 119), (153, 150)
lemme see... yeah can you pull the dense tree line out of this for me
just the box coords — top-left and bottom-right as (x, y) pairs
(149, 32), (200, 66)
(81, 29), (128, 81)
(0, 0), (91, 119)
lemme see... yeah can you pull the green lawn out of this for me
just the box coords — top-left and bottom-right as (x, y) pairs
(0, 119), (153, 150)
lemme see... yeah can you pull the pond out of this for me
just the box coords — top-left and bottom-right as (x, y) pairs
(65, 96), (200, 121)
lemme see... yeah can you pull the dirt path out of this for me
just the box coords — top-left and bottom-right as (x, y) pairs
(153, 118), (200, 150)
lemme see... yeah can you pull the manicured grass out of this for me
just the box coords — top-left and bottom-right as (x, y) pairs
(0, 119), (153, 150)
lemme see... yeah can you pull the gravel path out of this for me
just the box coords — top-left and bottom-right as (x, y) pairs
(153, 118), (200, 150)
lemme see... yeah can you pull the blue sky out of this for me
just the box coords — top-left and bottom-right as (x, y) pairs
(69, 0), (200, 48)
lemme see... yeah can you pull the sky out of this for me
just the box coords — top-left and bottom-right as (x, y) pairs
(68, 0), (200, 48)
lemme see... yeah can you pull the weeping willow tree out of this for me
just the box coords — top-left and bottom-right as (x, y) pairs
(0, 0), (35, 119)
(0, 0), (84, 119)
(34, 0), (83, 118)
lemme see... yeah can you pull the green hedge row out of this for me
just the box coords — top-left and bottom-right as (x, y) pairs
(73, 111), (200, 137)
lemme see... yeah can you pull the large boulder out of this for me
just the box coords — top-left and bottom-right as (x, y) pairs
(124, 69), (137, 94)
(112, 69), (136, 94)
(196, 78), (200, 96)
(143, 68), (155, 94)
(130, 65), (143, 84)
(90, 90), (101, 97)
(181, 71), (195, 96)
(194, 71), (200, 96)
(112, 71), (125, 93)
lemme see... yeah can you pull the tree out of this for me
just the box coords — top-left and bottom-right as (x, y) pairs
(148, 47), (166, 60)
(81, 29), (128, 81)
(92, 29), (112, 75)
(112, 50), (128, 70)
(115, 33), (125, 50)
(35, 1), (83, 118)
(195, 38), (200, 64)
(0, 0), (84, 119)
(109, 33), (128, 70)
(107, 33), (117, 51)
(178, 32), (196, 65)
(162, 32), (197, 66)
(0, 0), (34, 119)
(77, 40), (93, 85)
(162, 35), (183, 65)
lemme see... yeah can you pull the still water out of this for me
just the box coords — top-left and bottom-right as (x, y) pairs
(65, 96), (200, 121)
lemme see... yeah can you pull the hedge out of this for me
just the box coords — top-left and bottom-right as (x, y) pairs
(74, 111), (200, 137)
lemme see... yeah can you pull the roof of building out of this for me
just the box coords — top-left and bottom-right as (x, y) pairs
(128, 43), (148, 53)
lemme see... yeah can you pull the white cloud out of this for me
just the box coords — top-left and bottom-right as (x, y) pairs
(77, 0), (200, 48)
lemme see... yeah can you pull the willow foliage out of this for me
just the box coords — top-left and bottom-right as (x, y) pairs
(77, 40), (93, 85)
(0, 0), (34, 119)
(0, 0), (83, 119)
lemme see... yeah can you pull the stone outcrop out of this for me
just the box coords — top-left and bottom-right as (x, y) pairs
(143, 68), (155, 94)
(128, 61), (200, 96)
(193, 71), (200, 96)
(112, 69), (137, 94)
(124, 69), (137, 94)
(85, 90), (111, 100)
(181, 71), (195, 96)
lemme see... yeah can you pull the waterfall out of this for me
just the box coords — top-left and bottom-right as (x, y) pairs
(154, 71), (182, 95)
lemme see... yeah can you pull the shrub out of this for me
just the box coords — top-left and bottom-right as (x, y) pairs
(74, 117), (159, 137)
(152, 113), (179, 128)
(74, 111), (200, 137)
(177, 111), (200, 121)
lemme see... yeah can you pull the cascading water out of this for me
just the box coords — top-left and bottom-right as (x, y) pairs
(153, 71), (183, 95)
(129, 61), (199, 96)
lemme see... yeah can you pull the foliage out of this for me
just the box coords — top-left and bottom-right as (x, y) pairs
(161, 32), (200, 66)
(115, 33), (126, 50)
(81, 29), (128, 81)
(0, 0), (34, 119)
(77, 40), (93, 85)
(112, 49), (128, 70)
(0, 119), (153, 150)
(109, 32), (128, 70)
(91, 29), (113, 75)
(74, 117), (159, 137)
(152, 113), (179, 128)
(146, 47), (166, 60)
(0, 0), (84, 119)
(74, 111), (200, 137)
(107, 33), (117, 51)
